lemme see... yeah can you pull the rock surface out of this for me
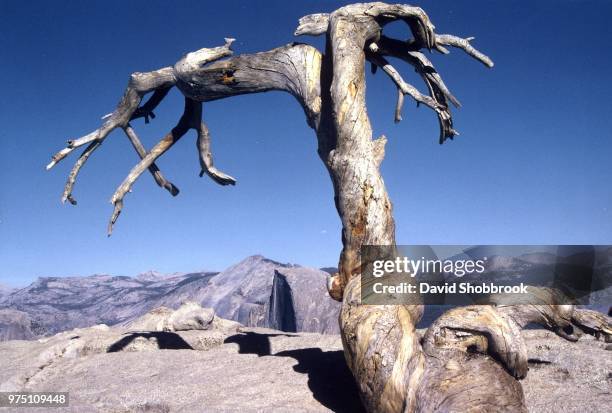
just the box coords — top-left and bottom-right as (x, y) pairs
(123, 302), (239, 332)
(0, 309), (38, 341)
(266, 268), (340, 334)
(0, 304), (360, 412)
(521, 329), (612, 412)
(0, 304), (609, 413)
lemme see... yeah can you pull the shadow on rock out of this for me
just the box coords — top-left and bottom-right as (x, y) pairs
(223, 331), (293, 356)
(107, 332), (194, 352)
(224, 331), (365, 413)
(276, 348), (366, 413)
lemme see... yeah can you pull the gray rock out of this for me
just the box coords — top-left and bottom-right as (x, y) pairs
(267, 271), (297, 332)
(168, 302), (215, 331)
(124, 302), (232, 333)
(267, 268), (340, 334)
(521, 329), (612, 412)
(0, 327), (609, 412)
(0, 320), (362, 412)
(122, 307), (175, 332)
(0, 309), (38, 341)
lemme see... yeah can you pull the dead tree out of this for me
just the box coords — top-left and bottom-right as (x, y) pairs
(48, 3), (611, 412)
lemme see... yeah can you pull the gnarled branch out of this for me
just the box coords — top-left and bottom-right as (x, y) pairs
(123, 124), (179, 196)
(436, 34), (494, 68)
(196, 120), (236, 185)
(365, 48), (441, 123)
(46, 67), (177, 170)
(108, 98), (200, 235)
(50, 40), (324, 234)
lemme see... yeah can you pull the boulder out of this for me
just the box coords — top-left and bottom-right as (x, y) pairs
(124, 302), (237, 333)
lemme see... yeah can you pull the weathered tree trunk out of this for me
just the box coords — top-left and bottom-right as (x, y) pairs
(318, 9), (423, 412)
(320, 11), (396, 300)
(47, 3), (611, 412)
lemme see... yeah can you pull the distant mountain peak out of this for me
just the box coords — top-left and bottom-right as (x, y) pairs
(237, 255), (298, 269)
(135, 270), (186, 282)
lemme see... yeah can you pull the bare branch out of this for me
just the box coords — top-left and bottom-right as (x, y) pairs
(49, 41), (322, 236)
(46, 67), (176, 170)
(294, 13), (329, 36)
(130, 86), (172, 123)
(108, 200), (123, 237)
(395, 89), (404, 123)
(46, 146), (78, 171)
(46, 131), (96, 170)
(409, 51), (461, 107)
(362, 3), (436, 49)
(49, 68), (177, 205)
(196, 121), (236, 186)
(366, 50), (442, 122)
(436, 34), (494, 67)
(61, 140), (102, 205)
(174, 38), (235, 84)
(49, 39), (238, 224)
(370, 30), (493, 144)
(123, 124), (179, 196)
(375, 37), (462, 143)
(108, 99), (197, 235)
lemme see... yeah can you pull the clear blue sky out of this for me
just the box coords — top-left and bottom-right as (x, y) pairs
(1, 1), (611, 287)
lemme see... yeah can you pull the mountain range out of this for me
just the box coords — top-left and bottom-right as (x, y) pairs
(2, 251), (609, 342)
(0, 256), (340, 341)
